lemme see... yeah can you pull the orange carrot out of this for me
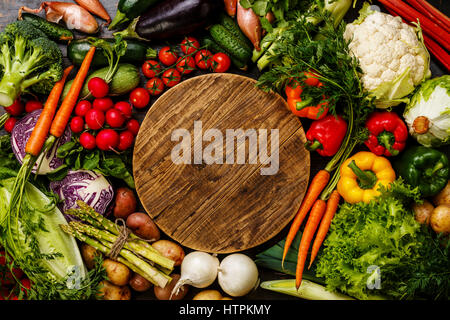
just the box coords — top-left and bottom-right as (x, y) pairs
(25, 65), (74, 157)
(308, 190), (340, 269)
(50, 47), (96, 138)
(282, 169), (330, 267)
(295, 199), (327, 289)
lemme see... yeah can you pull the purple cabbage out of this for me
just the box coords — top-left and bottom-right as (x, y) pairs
(50, 170), (114, 220)
(11, 109), (71, 174)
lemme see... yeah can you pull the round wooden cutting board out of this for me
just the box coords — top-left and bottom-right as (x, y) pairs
(133, 73), (310, 253)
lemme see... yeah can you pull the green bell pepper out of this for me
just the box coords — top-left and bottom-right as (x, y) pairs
(397, 146), (449, 197)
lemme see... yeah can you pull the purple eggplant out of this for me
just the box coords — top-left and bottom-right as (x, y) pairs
(115, 0), (222, 40)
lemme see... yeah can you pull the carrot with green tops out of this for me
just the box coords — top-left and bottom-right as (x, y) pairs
(282, 169), (330, 267)
(295, 199), (326, 289)
(308, 190), (340, 269)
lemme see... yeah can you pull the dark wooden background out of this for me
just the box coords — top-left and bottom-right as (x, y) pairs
(0, 0), (448, 301)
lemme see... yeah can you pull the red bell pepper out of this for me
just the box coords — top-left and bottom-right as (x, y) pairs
(305, 114), (348, 157)
(364, 111), (408, 157)
(285, 71), (329, 120)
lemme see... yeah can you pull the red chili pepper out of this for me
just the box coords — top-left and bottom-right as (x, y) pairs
(285, 71), (329, 120)
(364, 111), (408, 157)
(305, 114), (348, 157)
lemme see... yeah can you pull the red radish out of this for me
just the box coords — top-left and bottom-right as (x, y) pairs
(85, 108), (105, 130)
(88, 77), (109, 98)
(114, 101), (133, 119)
(73, 0), (111, 24)
(106, 109), (125, 128)
(70, 116), (85, 133)
(93, 97), (114, 112)
(118, 130), (135, 151)
(4, 117), (17, 133)
(96, 129), (119, 151)
(126, 119), (140, 136)
(79, 132), (96, 150)
(4, 99), (24, 116)
(25, 100), (43, 113)
(75, 100), (92, 117)
(19, 2), (99, 34)
(129, 88), (150, 109)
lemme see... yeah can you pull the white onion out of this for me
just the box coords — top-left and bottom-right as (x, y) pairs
(170, 251), (219, 298)
(218, 253), (259, 297)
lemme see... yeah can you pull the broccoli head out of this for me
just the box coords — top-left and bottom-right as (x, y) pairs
(0, 20), (63, 107)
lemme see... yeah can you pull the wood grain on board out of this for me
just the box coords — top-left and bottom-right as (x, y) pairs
(133, 73), (310, 253)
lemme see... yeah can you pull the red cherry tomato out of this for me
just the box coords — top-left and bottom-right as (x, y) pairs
(84, 109), (105, 130)
(176, 56), (196, 75)
(195, 49), (213, 70)
(4, 117), (17, 133)
(129, 88), (150, 109)
(145, 78), (165, 96)
(142, 60), (161, 78)
(88, 77), (109, 98)
(96, 129), (119, 151)
(126, 119), (140, 136)
(211, 53), (231, 73)
(158, 46), (178, 66)
(106, 108), (125, 128)
(118, 130), (135, 151)
(162, 69), (181, 88)
(79, 132), (96, 150)
(4, 99), (24, 116)
(180, 36), (200, 55)
(93, 97), (114, 112)
(114, 101), (133, 119)
(70, 116), (85, 133)
(25, 100), (43, 113)
(75, 100), (92, 117)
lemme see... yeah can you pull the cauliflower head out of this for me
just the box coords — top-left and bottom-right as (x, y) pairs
(344, 4), (431, 108)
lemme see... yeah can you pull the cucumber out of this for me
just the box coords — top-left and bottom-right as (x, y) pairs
(18, 13), (74, 42)
(67, 38), (156, 68)
(62, 64), (140, 100)
(202, 37), (247, 69)
(209, 24), (252, 63)
(218, 13), (252, 51)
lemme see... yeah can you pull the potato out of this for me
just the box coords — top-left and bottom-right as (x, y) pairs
(413, 200), (434, 225)
(193, 290), (232, 300)
(154, 274), (189, 300)
(152, 240), (185, 266)
(113, 187), (137, 219)
(80, 243), (101, 270)
(433, 181), (450, 206)
(430, 204), (450, 234)
(97, 280), (131, 300)
(103, 259), (132, 286)
(129, 273), (152, 292)
(126, 212), (160, 241)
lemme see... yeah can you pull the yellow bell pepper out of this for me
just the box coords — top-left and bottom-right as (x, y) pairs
(337, 151), (396, 204)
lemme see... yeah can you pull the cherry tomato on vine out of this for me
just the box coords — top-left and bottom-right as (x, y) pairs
(176, 56), (196, 75)
(145, 78), (165, 96)
(195, 49), (212, 70)
(142, 60), (161, 78)
(180, 36), (200, 55)
(211, 53), (231, 73)
(158, 46), (178, 66)
(130, 88), (150, 109)
(161, 69), (181, 88)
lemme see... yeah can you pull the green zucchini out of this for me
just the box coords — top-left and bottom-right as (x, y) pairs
(209, 24), (252, 63)
(18, 12), (74, 42)
(218, 13), (252, 51)
(67, 38), (156, 68)
(62, 64), (140, 100)
(109, 0), (162, 30)
(202, 36), (247, 69)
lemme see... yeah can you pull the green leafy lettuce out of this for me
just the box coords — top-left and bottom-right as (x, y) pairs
(315, 179), (450, 300)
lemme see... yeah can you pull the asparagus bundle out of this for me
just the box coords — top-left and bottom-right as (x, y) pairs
(60, 200), (174, 288)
